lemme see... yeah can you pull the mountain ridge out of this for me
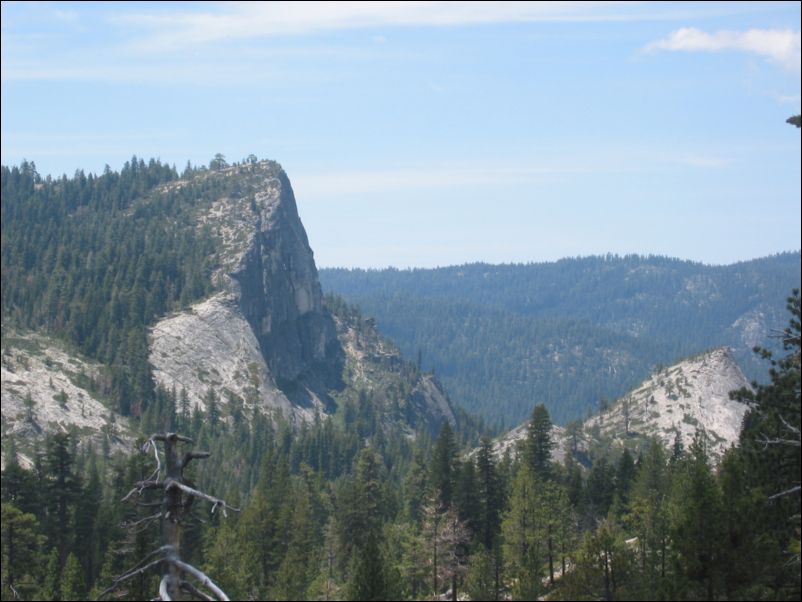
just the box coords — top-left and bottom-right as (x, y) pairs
(491, 346), (753, 465)
(320, 252), (800, 426)
(1, 159), (459, 464)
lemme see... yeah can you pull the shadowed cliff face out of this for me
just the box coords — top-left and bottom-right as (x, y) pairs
(149, 162), (344, 422)
(147, 160), (455, 429)
(230, 170), (341, 394)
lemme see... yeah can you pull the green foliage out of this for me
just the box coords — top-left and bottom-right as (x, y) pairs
(1, 158), (219, 416)
(431, 422), (459, 508)
(320, 255), (800, 426)
(475, 437), (504, 550)
(558, 519), (636, 601)
(2, 153), (799, 600)
(60, 553), (86, 602)
(1, 502), (42, 601)
(668, 433), (724, 599)
(502, 463), (544, 600)
(526, 403), (553, 479)
(465, 546), (497, 602)
(40, 548), (60, 601)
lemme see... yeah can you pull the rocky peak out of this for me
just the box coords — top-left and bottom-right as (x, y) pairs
(490, 347), (753, 464)
(584, 347), (752, 457)
(149, 162), (452, 430)
(150, 162), (340, 423)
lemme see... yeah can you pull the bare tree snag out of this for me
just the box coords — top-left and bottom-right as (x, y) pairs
(101, 433), (239, 601)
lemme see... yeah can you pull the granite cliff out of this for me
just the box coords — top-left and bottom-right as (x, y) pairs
(1, 160), (456, 466)
(148, 161), (453, 429)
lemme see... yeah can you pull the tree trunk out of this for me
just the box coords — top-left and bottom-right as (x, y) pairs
(163, 436), (183, 601)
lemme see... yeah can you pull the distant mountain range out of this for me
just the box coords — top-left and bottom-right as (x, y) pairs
(320, 252), (800, 427)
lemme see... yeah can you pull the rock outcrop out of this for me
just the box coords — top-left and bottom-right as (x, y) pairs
(148, 161), (452, 430)
(333, 308), (456, 433)
(583, 347), (752, 456)
(1, 332), (135, 468)
(149, 162), (342, 424)
(491, 347), (752, 464)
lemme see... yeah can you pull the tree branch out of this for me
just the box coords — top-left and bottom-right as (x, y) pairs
(181, 451), (211, 470)
(167, 558), (230, 601)
(769, 485), (801, 500)
(164, 479), (240, 516)
(124, 512), (162, 529)
(98, 558), (165, 600)
(159, 575), (173, 602)
(122, 479), (165, 502)
(143, 437), (163, 482)
(180, 580), (216, 601)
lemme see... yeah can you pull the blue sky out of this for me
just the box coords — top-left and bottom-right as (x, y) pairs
(2, 1), (800, 268)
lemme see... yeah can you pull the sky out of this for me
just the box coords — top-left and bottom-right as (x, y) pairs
(2, 1), (800, 268)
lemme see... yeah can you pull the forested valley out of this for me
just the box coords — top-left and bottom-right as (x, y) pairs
(320, 254), (801, 428)
(1, 159), (800, 601)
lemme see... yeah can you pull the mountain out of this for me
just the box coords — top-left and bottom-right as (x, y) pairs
(1, 159), (457, 463)
(320, 254), (800, 427)
(147, 162), (343, 424)
(1, 330), (135, 467)
(491, 347), (753, 464)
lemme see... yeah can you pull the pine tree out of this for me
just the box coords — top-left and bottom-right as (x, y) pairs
(502, 463), (542, 601)
(72, 454), (100, 586)
(1, 502), (42, 601)
(431, 422), (459, 508)
(422, 496), (469, 601)
(733, 289), (801, 575)
(586, 455), (615, 519)
(475, 436), (503, 551)
(562, 518), (635, 601)
(345, 534), (388, 601)
(60, 552), (85, 601)
(43, 433), (81, 563)
(628, 440), (670, 590)
(669, 432), (724, 600)
(40, 548), (61, 601)
(526, 404), (553, 479)
(454, 458), (480, 535)
(614, 448), (636, 513)
(465, 547), (496, 602)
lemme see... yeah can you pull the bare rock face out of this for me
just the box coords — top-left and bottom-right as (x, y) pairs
(332, 309), (456, 433)
(149, 162), (341, 424)
(227, 168), (338, 385)
(584, 347), (752, 458)
(1, 332), (135, 468)
(491, 347), (752, 464)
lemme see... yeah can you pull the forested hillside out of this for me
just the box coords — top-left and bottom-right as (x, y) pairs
(2, 159), (214, 417)
(2, 160), (799, 601)
(3, 293), (798, 601)
(321, 254), (801, 427)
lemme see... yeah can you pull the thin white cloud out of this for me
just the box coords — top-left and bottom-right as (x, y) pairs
(293, 165), (582, 197)
(114, 1), (759, 52)
(292, 161), (644, 198)
(645, 27), (801, 72)
(776, 93), (801, 104)
(294, 151), (735, 198)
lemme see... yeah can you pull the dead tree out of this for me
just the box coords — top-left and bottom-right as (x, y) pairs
(100, 433), (239, 601)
